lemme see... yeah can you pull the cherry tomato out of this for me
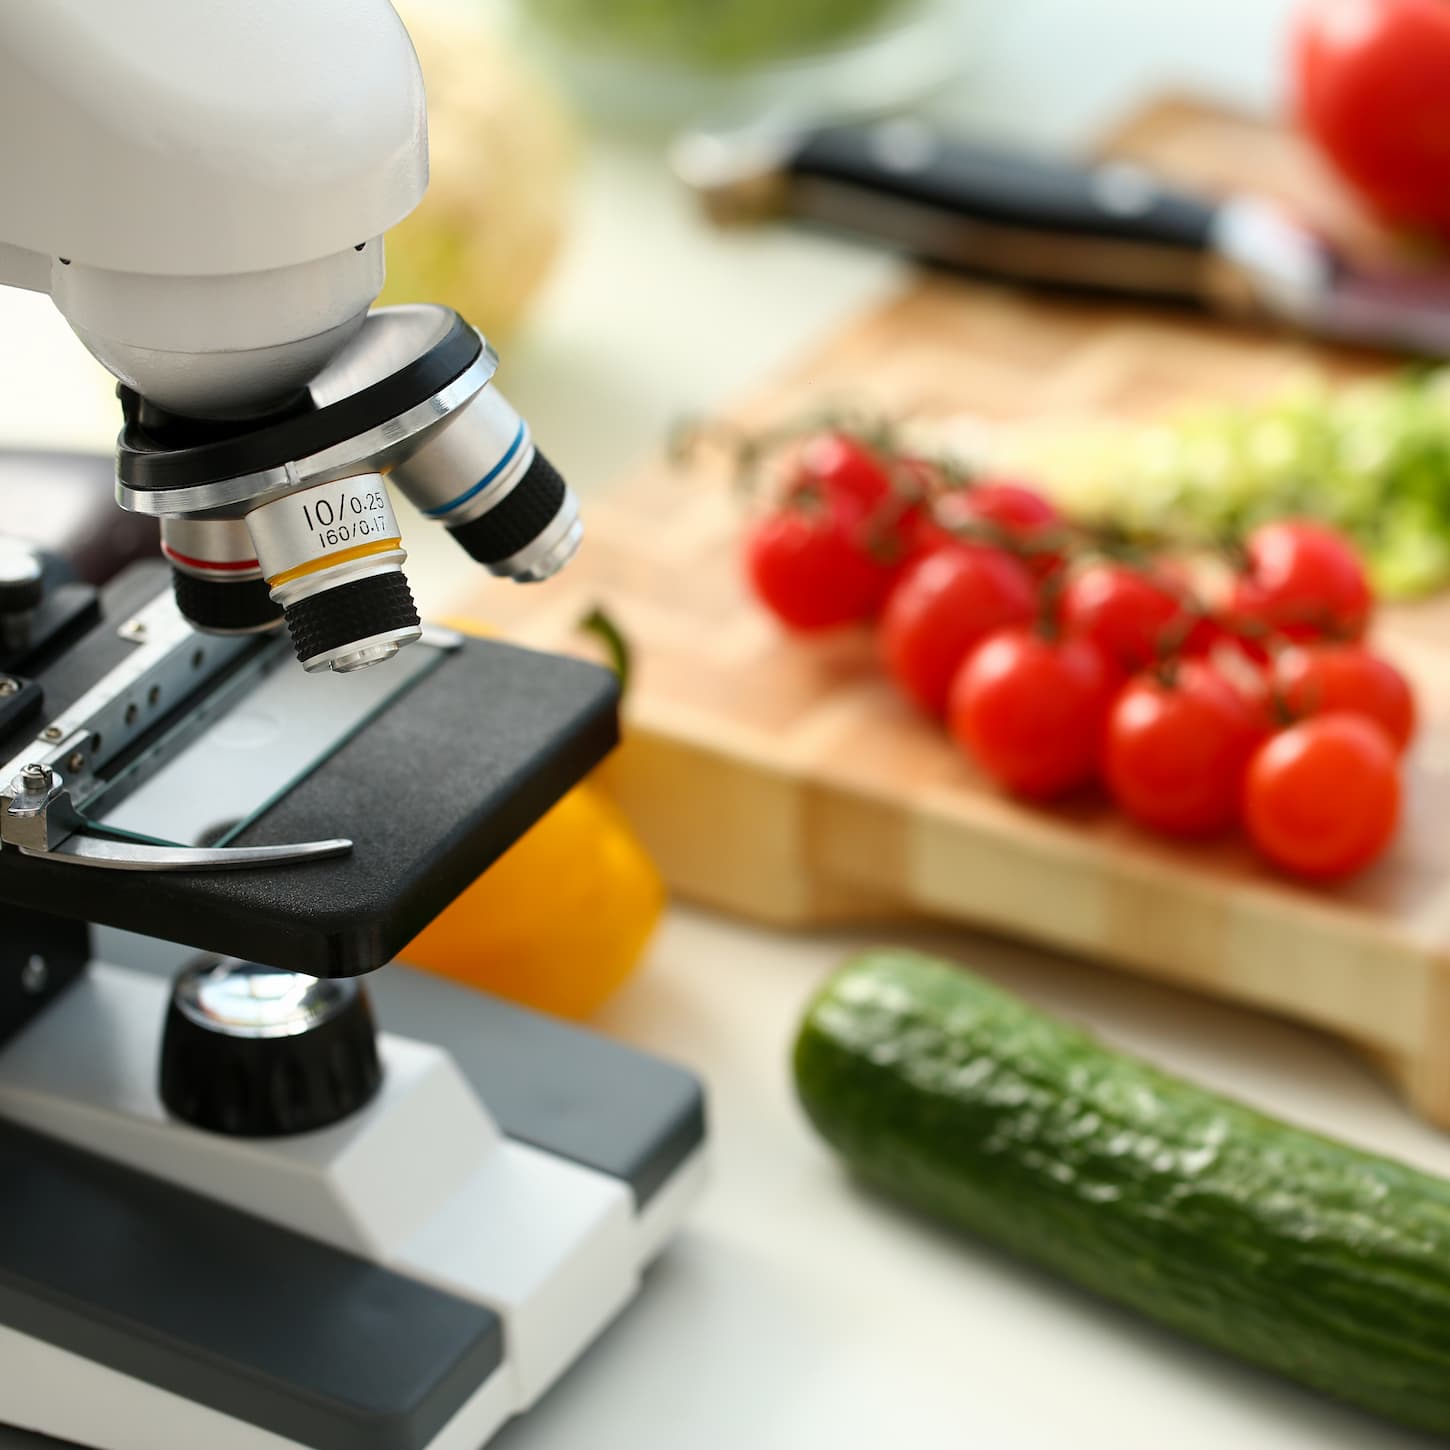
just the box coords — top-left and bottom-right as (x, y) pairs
(880, 546), (1038, 717)
(926, 482), (1065, 577)
(1274, 642), (1416, 752)
(961, 480), (1060, 532)
(1296, 0), (1450, 237)
(1243, 713), (1400, 880)
(792, 433), (933, 575)
(1228, 519), (1372, 643)
(948, 629), (1118, 800)
(1104, 661), (1268, 837)
(746, 506), (893, 632)
(795, 432), (893, 513)
(1182, 613), (1273, 668)
(1060, 563), (1201, 673)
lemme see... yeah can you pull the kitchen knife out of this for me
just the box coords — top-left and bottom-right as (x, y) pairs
(672, 116), (1450, 356)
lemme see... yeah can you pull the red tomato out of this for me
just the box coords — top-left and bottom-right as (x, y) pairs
(1228, 519), (1372, 643)
(880, 547), (1038, 717)
(1296, 0), (1450, 237)
(927, 482), (1065, 577)
(746, 506), (893, 631)
(795, 432), (894, 513)
(948, 629), (1118, 799)
(1104, 661), (1269, 837)
(1060, 563), (1201, 673)
(965, 481), (1059, 530)
(792, 434), (934, 574)
(1273, 642), (1416, 751)
(1183, 613), (1273, 668)
(1243, 713), (1400, 879)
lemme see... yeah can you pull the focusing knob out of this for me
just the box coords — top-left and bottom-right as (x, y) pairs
(0, 542), (44, 616)
(160, 960), (382, 1137)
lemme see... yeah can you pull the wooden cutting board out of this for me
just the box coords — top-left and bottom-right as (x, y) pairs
(471, 98), (1450, 1126)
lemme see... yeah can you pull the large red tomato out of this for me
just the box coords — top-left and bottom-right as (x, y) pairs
(1296, 0), (1450, 236)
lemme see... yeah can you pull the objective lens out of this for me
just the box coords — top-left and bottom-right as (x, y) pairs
(389, 385), (582, 582)
(161, 518), (284, 636)
(244, 474), (421, 674)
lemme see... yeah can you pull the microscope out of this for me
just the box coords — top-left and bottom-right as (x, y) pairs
(0, 5), (705, 1448)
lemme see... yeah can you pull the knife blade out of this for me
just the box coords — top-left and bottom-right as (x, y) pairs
(672, 116), (1450, 356)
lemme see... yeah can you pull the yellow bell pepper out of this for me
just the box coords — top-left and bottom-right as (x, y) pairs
(400, 618), (664, 1019)
(403, 784), (665, 1020)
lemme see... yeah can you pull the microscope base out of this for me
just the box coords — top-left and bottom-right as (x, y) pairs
(0, 960), (706, 1450)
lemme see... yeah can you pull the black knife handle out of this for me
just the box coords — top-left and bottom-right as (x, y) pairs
(785, 120), (1221, 302)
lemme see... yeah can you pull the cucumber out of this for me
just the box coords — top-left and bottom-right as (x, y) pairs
(794, 950), (1450, 1436)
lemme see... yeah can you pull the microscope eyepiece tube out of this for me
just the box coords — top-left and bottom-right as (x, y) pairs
(389, 385), (583, 583)
(244, 474), (421, 673)
(161, 517), (284, 636)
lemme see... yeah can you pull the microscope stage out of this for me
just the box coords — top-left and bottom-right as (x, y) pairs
(0, 573), (619, 976)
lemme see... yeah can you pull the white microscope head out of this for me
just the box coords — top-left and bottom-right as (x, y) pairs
(0, 0), (427, 419)
(0, 0), (581, 678)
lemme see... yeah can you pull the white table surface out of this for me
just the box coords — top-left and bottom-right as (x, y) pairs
(5, 2), (1448, 1446)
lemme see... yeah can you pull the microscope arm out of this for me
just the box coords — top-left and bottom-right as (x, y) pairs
(0, 0), (428, 418)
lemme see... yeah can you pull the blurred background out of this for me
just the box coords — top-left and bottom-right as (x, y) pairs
(0, 0), (1299, 546)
